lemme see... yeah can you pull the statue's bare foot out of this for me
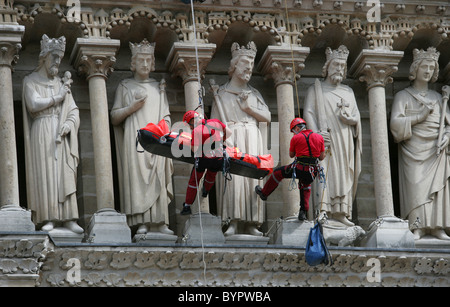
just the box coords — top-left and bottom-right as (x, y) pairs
(247, 225), (263, 236)
(430, 229), (450, 241)
(136, 224), (148, 234)
(64, 221), (84, 234)
(41, 222), (54, 232)
(413, 229), (426, 240)
(224, 221), (237, 236)
(158, 224), (174, 235)
(333, 213), (355, 227)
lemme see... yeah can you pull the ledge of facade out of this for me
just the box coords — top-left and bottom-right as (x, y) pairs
(0, 232), (449, 287)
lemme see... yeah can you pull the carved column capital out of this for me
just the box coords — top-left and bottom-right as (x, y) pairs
(258, 45), (310, 87)
(166, 42), (216, 85)
(0, 25), (24, 69)
(70, 38), (120, 80)
(349, 49), (404, 90)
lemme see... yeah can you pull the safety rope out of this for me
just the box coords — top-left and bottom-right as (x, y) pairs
(284, 0), (301, 118)
(189, 0), (207, 286)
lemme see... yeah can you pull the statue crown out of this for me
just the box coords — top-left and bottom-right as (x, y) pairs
(130, 39), (155, 57)
(325, 45), (349, 62)
(40, 35), (66, 57)
(413, 47), (440, 63)
(231, 41), (257, 59)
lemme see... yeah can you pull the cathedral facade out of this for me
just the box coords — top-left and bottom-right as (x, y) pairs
(0, 0), (449, 287)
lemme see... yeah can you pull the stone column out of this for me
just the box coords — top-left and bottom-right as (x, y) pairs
(167, 42), (216, 214)
(349, 49), (414, 248)
(167, 42), (216, 114)
(0, 24), (34, 231)
(166, 42), (225, 244)
(71, 38), (131, 243)
(259, 45), (310, 219)
(258, 45), (313, 246)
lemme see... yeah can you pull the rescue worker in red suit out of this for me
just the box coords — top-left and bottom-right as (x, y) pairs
(255, 118), (326, 221)
(181, 110), (232, 215)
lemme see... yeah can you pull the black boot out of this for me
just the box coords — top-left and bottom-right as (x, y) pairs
(201, 186), (208, 198)
(298, 209), (307, 221)
(181, 203), (192, 215)
(255, 185), (267, 201)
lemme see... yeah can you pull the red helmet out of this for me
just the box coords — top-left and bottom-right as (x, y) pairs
(290, 117), (307, 132)
(183, 110), (199, 124)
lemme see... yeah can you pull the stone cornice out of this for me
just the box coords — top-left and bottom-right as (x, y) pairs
(12, 0), (450, 17)
(9, 1), (450, 53)
(35, 243), (450, 287)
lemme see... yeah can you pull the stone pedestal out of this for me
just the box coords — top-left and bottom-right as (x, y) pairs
(182, 213), (225, 245)
(85, 209), (131, 244)
(133, 232), (178, 245)
(415, 237), (450, 249)
(271, 218), (313, 247)
(0, 205), (35, 232)
(225, 235), (269, 245)
(360, 216), (415, 248)
(48, 228), (84, 244)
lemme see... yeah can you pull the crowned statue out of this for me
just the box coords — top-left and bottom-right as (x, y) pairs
(111, 39), (174, 236)
(210, 41), (271, 236)
(390, 47), (450, 241)
(22, 35), (83, 234)
(303, 45), (362, 227)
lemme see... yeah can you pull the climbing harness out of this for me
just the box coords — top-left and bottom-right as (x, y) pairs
(289, 131), (320, 190)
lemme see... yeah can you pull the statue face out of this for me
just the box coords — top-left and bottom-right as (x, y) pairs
(134, 53), (153, 78)
(44, 51), (64, 78)
(416, 59), (436, 83)
(233, 55), (255, 82)
(327, 59), (347, 85)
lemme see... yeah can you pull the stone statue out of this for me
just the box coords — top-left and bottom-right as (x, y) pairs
(390, 47), (450, 241)
(22, 35), (83, 234)
(210, 41), (271, 236)
(303, 45), (362, 227)
(111, 39), (174, 236)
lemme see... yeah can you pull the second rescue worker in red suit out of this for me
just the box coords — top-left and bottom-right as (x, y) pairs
(181, 110), (232, 215)
(255, 118), (326, 221)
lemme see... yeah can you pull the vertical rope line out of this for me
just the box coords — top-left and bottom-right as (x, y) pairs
(189, 0), (207, 286)
(284, 0), (301, 118)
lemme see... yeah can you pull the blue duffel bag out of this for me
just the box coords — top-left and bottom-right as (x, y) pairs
(305, 222), (332, 266)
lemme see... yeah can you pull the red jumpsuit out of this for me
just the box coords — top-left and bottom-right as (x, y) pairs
(184, 119), (227, 205)
(259, 129), (325, 212)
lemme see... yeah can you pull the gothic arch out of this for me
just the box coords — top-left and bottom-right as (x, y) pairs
(108, 7), (180, 60)
(16, 4), (85, 54)
(206, 12), (280, 68)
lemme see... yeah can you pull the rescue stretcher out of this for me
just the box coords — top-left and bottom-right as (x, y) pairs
(136, 120), (273, 180)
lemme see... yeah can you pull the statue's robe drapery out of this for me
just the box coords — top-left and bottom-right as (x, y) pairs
(211, 82), (270, 224)
(22, 72), (80, 224)
(303, 81), (362, 218)
(112, 78), (173, 227)
(390, 88), (450, 229)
